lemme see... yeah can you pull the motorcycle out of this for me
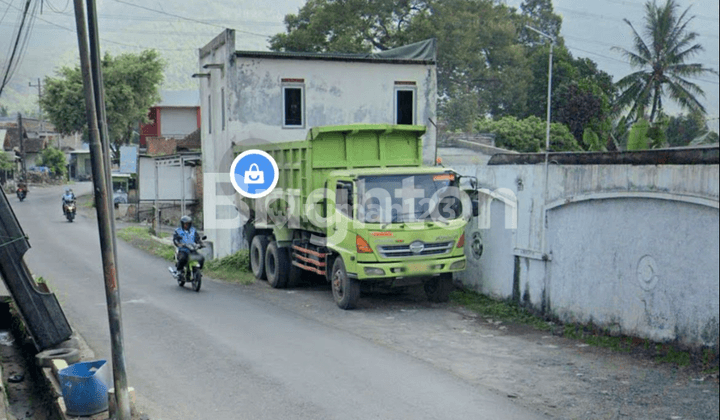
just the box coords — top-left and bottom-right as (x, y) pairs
(168, 238), (206, 292)
(16, 185), (27, 201)
(63, 199), (76, 222)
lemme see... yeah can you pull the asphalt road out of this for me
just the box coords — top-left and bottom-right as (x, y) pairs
(12, 182), (545, 420)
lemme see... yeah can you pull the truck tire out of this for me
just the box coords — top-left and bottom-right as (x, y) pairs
(250, 235), (269, 280)
(331, 257), (360, 310)
(286, 253), (303, 288)
(265, 241), (289, 289)
(424, 273), (454, 303)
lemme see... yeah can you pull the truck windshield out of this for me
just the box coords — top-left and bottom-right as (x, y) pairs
(357, 173), (461, 224)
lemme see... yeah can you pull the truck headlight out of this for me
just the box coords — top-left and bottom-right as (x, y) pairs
(450, 260), (466, 270)
(364, 267), (385, 276)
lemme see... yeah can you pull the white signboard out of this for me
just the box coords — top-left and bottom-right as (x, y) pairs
(120, 146), (138, 173)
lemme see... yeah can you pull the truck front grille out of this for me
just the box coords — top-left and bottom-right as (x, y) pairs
(377, 241), (454, 258)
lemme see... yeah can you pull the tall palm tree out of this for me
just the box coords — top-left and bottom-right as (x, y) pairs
(613, 0), (718, 123)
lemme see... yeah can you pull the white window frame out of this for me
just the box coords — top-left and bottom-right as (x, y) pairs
(394, 82), (417, 125)
(282, 79), (305, 129)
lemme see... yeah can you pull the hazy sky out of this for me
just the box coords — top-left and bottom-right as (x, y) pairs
(1, 0), (718, 130)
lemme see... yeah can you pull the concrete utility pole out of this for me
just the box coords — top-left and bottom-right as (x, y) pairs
(525, 25), (555, 260)
(72, 1), (131, 419)
(29, 78), (43, 135)
(17, 113), (26, 178)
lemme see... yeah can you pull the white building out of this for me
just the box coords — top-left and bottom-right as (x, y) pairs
(198, 29), (438, 258)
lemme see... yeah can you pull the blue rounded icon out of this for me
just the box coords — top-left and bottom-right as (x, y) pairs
(230, 150), (279, 198)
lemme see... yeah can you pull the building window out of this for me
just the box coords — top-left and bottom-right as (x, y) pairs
(394, 82), (416, 125)
(282, 79), (305, 128)
(207, 94), (212, 134)
(221, 88), (225, 131)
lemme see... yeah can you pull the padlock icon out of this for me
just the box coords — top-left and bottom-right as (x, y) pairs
(244, 163), (264, 184)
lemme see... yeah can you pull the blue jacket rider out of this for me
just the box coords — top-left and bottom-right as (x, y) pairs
(62, 188), (75, 214)
(172, 215), (204, 277)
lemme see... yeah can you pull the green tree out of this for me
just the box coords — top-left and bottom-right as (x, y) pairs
(0, 105), (8, 117)
(626, 119), (649, 150)
(582, 128), (604, 151)
(518, 0), (562, 46)
(0, 152), (14, 171)
(36, 147), (67, 178)
(525, 44), (616, 148)
(474, 115), (579, 153)
(269, 0), (425, 53)
(40, 50), (163, 159)
(613, 0), (718, 123)
(665, 111), (708, 146)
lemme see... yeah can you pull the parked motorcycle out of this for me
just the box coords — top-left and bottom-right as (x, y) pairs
(16, 184), (27, 201)
(168, 238), (206, 292)
(63, 199), (76, 222)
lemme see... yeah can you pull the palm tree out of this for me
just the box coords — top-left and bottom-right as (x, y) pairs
(613, 0), (718, 123)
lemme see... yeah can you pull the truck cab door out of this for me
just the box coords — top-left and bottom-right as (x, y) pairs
(327, 179), (356, 255)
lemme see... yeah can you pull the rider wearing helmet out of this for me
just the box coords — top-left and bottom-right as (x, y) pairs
(62, 187), (76, 214)
(171, 215), (204, 278)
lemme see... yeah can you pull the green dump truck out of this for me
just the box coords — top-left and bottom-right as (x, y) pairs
(238, 124), (478, 309)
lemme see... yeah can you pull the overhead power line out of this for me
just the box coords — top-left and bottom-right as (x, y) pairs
(1, 0), (37, 98)
(112, 0), (270, 38)
(556, 6), (719, 38)
(600, 0), (719, 22)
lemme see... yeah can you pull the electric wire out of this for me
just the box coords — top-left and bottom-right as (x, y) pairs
(0, 0), (35, 97)
(43, 0), (70, 13)
(0, 0), (14, 26)
(112, 0), (270, 38)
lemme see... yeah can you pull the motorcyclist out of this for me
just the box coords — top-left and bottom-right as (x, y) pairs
(62, 187), (76, 214)
(171, 215), (204, 279)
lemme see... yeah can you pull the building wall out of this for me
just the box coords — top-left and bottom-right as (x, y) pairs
(199, 29), (438, 258)
(160, 107), (200, 138)
(146, 137), (177, 156)
(446, 153), (719, 349)
(139, 108), (160, 148)
(138, 156), (196, 201)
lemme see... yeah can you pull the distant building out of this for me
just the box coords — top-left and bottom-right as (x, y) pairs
(139, 90), (201, 149)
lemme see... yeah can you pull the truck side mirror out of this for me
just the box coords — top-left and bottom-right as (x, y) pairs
(472, 199), (479, 218)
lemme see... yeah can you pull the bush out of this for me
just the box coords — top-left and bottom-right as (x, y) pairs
(474, 116), (580, 152)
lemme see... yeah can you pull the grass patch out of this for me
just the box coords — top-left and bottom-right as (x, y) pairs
(449, 290), (552, 331)
(117, 226), (175, 261)
(450, 290), (707, 368)
(657, 346), (691, 367)
(205, 250), (255, 285)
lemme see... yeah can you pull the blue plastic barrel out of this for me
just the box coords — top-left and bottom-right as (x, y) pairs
(57, 359), (111, 416)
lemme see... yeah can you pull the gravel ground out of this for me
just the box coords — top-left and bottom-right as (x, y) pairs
(242, 279), (720, 420)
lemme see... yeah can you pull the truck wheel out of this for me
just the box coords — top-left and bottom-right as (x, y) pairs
(250, 235), (269, 280)
(265, 242), (289, 289)
(286, 253), (303, 288)
(331, 257), (360, 310)
(424, 273), (454, 303)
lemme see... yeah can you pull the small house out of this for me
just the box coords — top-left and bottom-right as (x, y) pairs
(198, 29), (438, 257)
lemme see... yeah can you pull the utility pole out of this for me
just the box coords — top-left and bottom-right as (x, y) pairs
(525, 25), (555, 260)
(29, 78), (43, 133)
(17, 113), (26, 179)
(72, 1), (131, 419)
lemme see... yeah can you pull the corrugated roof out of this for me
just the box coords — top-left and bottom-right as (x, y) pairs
(157, 90), (200, 108)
